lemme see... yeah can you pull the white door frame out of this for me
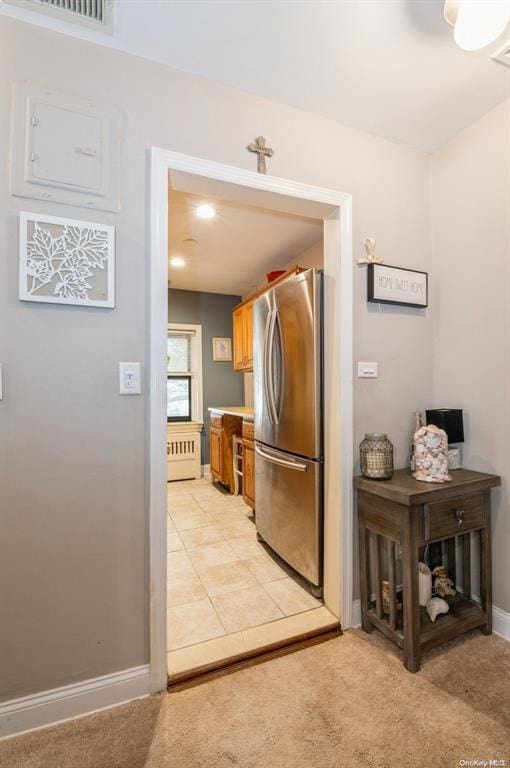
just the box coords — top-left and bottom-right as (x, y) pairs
(148, 148), (353, 693)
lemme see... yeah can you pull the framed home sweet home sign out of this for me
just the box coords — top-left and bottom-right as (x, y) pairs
(367, 264), (428, 309)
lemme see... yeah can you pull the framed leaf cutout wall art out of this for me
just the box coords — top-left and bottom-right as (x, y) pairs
(19, 212), (115, 308)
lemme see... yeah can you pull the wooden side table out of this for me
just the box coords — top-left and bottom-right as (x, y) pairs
(355, 469), (500, 672)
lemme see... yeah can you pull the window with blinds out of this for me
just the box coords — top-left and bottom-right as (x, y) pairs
(167, 330), (195, 422)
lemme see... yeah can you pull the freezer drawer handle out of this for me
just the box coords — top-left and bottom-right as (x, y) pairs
(255, 445), (308, 472)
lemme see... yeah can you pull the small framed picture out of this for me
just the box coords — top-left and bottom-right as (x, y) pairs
(212, 337), (232, 362)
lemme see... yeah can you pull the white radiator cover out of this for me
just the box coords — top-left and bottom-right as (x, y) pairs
(167, 422), (203, 481)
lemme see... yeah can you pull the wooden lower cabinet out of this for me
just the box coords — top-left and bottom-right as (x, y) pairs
(242, 420), (255, 510)
(209, 426), (223, 481)
(209, 413), (256, 504)
(209, 412), (242, 493)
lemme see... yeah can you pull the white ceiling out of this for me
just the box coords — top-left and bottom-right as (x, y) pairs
(122, 0), (508, 151)
(168, 190), (323, 296)
(5, 0), (509, 151)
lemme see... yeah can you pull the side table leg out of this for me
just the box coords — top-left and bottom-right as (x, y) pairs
(402, 510), (421, 672)
(358, 505), (373, 634)
(480, 491), (492, 636)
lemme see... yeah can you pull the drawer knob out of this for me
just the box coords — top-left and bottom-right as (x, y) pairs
(455, 509), (465, 525)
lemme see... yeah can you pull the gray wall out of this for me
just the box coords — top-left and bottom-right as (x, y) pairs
(168, 289), (244, 463)
(430, 99), (510, 613)
(1, 17), (434, 702)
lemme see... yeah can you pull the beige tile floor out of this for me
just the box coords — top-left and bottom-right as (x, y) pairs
(167, 476), (326, 673)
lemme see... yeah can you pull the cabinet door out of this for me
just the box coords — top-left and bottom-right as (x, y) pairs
(210, 428), (223, 480)
(243, 302), (253, 372)
(243, 440), (256, 509)
(233, 306), (245, 371)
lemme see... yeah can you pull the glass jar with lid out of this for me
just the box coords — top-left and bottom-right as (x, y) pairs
(360, 433), (394, 480)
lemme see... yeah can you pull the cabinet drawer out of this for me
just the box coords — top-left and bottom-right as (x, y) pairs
(210, 414), (223, 430)
(424, 493), (484, 540)
(242, 420), (254, 441)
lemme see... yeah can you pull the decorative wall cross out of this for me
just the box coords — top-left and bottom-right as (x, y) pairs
(247, 136), (274, 174)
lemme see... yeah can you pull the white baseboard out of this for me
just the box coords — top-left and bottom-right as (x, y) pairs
(201, 463), (211, 476)
(0, 664), (150, 740)
(350, 599), (509, 641)
(351, 599), (361, 628)
(2, 598), (507, 740)
(492, 605), (510, 640)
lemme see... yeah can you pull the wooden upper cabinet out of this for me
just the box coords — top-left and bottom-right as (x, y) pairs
(233, 306), (245, 371)
(233, 302), (253, 372)
(243, 302), (253, 370)
(232, 266), (303, 374)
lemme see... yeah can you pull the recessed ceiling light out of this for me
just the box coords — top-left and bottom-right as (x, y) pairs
(170, 256), (186, 268)
(195, 204), (216, 219)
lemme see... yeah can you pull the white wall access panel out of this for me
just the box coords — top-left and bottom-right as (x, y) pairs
(11, 83), (121, 212)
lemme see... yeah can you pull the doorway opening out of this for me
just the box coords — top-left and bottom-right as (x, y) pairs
(149, 150), (353, 692)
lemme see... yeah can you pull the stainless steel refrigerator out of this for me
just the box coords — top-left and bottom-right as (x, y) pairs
(253, 268), (323, 594)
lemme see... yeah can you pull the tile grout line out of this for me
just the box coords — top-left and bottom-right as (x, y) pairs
(167, 606), (330, 660)
(167, 479), (323, 654)
(170, 493), (264, 643)
(170, 540), (229, 642)
(169, 484), (240, 641)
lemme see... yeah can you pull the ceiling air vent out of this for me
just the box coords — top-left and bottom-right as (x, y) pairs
(492, 40), (510, 68)
(40, 0), (104, 23)
(4, 0), (113, 32)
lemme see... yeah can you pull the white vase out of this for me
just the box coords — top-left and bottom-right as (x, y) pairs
(419, 562), (432, 607)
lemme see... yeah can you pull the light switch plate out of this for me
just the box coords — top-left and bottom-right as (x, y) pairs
(358, 362), (378, 378)
(119, 362), (141, 394)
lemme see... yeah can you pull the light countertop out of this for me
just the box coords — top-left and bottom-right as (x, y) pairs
(208, 406), (254, 421)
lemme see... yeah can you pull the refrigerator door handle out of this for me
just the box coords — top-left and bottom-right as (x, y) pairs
(263, 310), (274, 424)
(255, 444), (308, 472)
(267, 308), (279, 424)
(273, 309), (284, 421)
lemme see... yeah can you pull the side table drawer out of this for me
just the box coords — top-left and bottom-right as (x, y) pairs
(424, 492), (484, 540)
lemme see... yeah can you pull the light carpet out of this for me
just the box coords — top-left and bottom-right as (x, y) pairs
(1, 629), (509, 768)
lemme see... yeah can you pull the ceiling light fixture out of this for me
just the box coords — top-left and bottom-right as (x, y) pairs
(444, 0), (510, 52)
(443, 0), (459, 27)
(195, 204), (216, 219)
(170, 256), (186, 268)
